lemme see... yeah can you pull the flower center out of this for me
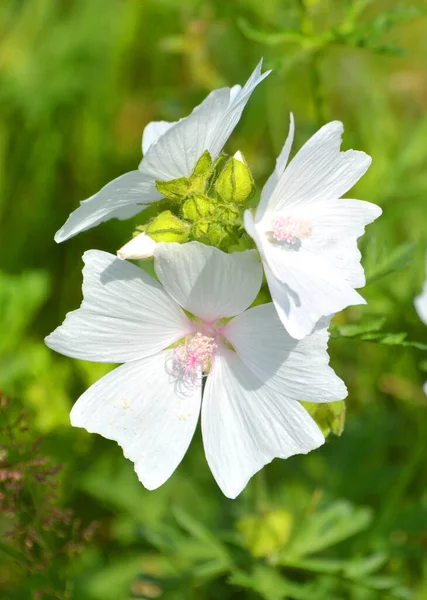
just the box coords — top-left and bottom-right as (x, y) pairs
(271, 216), (312, 246)
(170, 332), (217, 387)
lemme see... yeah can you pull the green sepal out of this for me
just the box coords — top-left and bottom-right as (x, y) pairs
(215, 153), (255, 204)
(192, 219), (230, 248)
(301, 400), (346, 437)
(188, 150), (213, 193)
(155, 177), (191, 201)
(145, 210), (191, 243)
(155, 151), (213, 201)
(216, 203), (241, 226)
(182, 194), (216, 222)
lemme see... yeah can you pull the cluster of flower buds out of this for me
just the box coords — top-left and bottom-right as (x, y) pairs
(47, 61), (382, 498)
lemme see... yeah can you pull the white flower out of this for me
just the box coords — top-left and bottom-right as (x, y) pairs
(54, 62), (270, 243)
(244, 115), (382, 340)
(414, 254), (427, 395)
(45, 242), (347, 499)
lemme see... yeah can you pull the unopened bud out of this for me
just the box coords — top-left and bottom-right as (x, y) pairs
(215, 152), (255, 204)
(145, 211), (191, 243)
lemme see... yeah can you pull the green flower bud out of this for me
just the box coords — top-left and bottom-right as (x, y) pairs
(215, 151), (255, 205)
(301, 400), (346, 437)
(145, 210), (191, 243)
(182, 194), (216, 222)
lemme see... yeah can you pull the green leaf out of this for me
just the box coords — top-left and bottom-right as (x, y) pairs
(330, 318), (387, 338)
(333, 320), (427, 350)
(237, 18), (306, 46)
(365, 241), (415, 284)
(283, 501), (373, 558)
(172, 506), (230, 562)
(230, 566), (314, 600)
(343, 552), (388, 578)
(0, 270), (49, 353)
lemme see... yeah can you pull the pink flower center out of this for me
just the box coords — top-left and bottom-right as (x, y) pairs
(271, 216), (312, 245)
(171, 332), (217, 387)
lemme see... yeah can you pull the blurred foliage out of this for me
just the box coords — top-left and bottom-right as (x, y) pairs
(0, 0), (427, 598)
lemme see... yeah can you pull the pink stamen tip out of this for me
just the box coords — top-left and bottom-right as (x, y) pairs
(271, 216), (312, 243)
(172, 333), (217, 386)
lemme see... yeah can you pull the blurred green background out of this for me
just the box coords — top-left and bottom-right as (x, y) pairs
(1, 0), (427, 598)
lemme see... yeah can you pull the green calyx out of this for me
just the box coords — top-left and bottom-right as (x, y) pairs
(192, 220), (231, 248)
(155, 150), (213, 201)
(141, 150), (256, 252)
(144, 210), (191, 243)
(215, 152), (255, 205)
(182, 194), (216, 222)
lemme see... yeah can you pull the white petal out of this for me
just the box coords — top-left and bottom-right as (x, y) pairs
(202, 348), (324, 499)
(154, 242), (262, 321)
(70, 352), (202, 490)
(140, 61), (270, 181)
(263, 121), (371, 216)
(117, 232), (157, 260)
(224, 304), (347, 401)
(263, 248), (365, 340)
(303, 199), (382, 287)
(142, 120), (177, 155)
(415, 256), (427, 325)
(245, 210), (365, 339)
(45, 250), (192, 363)
(54, 171), (162, 243)
(256, 112), (295, 221)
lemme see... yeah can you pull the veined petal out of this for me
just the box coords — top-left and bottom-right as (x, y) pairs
(54, 171), (162, 243)
(70, 352), (202, 490)
(303, 199), (382, 287)
(142, 120), (177, 155)
(154, 242), (262, 321)
(263, 249), (365, 340)
(263, 121), (371, 216)
(45, 250), (192, 363)
(224, 304), (347, 401)
(117, 232), (157, 260)
(202, 348), (324, 499)
(140, 61), (270, 181)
